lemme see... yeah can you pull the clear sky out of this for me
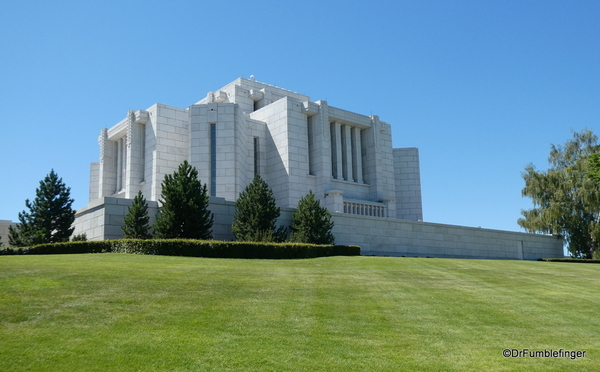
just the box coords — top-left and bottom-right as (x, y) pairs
(1, 0), (598, 234)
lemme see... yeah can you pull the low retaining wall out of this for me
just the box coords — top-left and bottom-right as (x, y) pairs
(74, 197), (564, 260)
(331, 213), (564, 260)
(74, 196), (294, 241)
(0, 220), (17, 246)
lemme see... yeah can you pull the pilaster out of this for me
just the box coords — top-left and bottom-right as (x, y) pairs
(343, 124), (353, 181)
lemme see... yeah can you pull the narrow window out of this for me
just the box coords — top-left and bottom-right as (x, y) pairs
(351, 127), (357, 182)
(341, 125), (348, 180)
(253, 137), (260, 176)
(140, 124), (146, 183)
(330, 123), (337, 178)
(307, 117), (314, 175)
(210, 124), (217, 196)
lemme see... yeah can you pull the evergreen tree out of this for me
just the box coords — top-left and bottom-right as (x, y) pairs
(232, 174), (286, 242)
(9, 170), (75, 246)
(291, 190), (335, 244)
(122, 191), (151, 239)
(153, 161), (213, 239)
(518, 129), (600, 258)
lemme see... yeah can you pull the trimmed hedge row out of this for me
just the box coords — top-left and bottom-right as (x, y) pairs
(0, 241), (112, 255)
(538, 258), (600, 264)
(0, 239), (360, 259)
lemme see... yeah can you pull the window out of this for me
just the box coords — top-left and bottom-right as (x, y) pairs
(139, 123), (146, 183)
(307, 116), (315, 175)
(210, 124), (216, 196)
(330, 123), (338, 178)
(253, 137), (260, 176)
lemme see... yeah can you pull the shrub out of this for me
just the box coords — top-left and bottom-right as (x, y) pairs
(71, 233), (87, 242)
(112, 239), (360, 259)
(538, 258), (600, 263)
(154, 161), (213, 239)
(122, 191), (151, 239)
(0, 239), (360, 259)
(232, 175), (287, 242)
(0, 241), (112, 255)
(290, 190), (335, 244)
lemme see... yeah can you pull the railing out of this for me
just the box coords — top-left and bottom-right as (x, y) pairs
(343, 200), (388, 217)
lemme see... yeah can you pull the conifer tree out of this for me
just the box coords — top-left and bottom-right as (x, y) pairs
(122, 191), (151, 239)
(232, 174), (286, 242)
(9, 170), (75, 246)
(153, 161), (213, 239)
(291, 190), (335, 244)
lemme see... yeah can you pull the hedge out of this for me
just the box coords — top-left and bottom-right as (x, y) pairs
(0, 239), (360, 259)
(0, 241), (112, 255)
(538, 258), (600, 264)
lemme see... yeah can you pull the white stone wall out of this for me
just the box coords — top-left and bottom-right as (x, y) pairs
(0, 220), (16, 246)
(150, 104), (189, 202)
(393, 148), (423, 221)
(74, 197), (159, 241)
(73, 199), (564, 260)
(331, 213), (564, 260)
(73, 197), (292, 242)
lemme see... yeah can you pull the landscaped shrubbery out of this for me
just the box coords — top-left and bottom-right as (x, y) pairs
(0, 239), (360, 259)
(538, 257), (600, 263)
(0, 241), (112, 255)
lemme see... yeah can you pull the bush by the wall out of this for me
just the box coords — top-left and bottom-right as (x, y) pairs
(111, 239), (360, 259)
(0, 241), (112, 255)
(538, 258), (600, 263)
(0, 239), (360, 259)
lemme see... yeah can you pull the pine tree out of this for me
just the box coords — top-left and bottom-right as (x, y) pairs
(232, 174), (286, 242)
(122, 191), (151, 239)
(9, 170), (75, 246)
(291, 190), (335, 244)
(153, 161), (213, 240)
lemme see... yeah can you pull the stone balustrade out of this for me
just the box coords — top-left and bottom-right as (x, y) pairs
(343, 200), (388, 217)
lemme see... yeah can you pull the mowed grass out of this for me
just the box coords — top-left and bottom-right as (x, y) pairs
(0, 254), (598, 371)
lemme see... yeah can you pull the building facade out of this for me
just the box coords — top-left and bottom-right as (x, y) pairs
(87, 78), (422, 221)
(74, 78), (564, 259)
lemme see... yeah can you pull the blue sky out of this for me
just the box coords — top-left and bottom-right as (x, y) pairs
(1, 0), (598, 234)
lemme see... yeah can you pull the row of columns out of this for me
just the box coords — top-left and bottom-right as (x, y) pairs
(98, 111), (148, 199)
(331, 122), (363, 183)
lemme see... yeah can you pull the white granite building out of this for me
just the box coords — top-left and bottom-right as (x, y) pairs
(74, 78), (564, 259)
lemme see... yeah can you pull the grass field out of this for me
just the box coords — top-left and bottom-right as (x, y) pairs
(0, 254), (598, 371)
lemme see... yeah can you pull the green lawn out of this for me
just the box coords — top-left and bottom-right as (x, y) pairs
(0, 254), (598, 371)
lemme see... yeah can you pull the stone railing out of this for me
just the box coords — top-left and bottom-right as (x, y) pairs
(343, 200), (388, 217)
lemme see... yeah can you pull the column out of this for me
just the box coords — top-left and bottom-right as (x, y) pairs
(344, 125), (353, 181)
(98, 128), (116, 197)
(334, 122), (343, 180)
(353, 127), (363, 183)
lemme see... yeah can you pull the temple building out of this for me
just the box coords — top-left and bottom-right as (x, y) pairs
(87, 77), (422, 221)
(73, 78), (563, 260)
